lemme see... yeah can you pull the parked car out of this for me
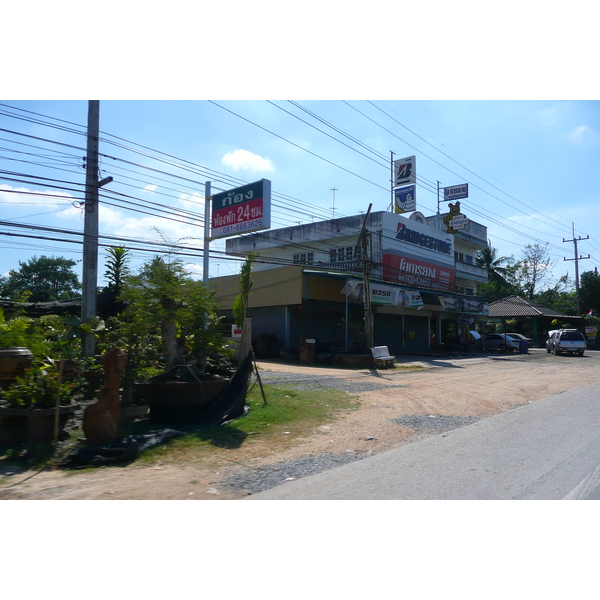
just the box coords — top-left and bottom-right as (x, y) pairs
(478, 333), (520, 352)
(505, 333), (533, 347)
(546, 329), (586, 356)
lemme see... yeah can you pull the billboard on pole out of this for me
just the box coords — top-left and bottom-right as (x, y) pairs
(394, 184), (416, 213)
(444, 183), (468, 201)
(393, 155), (416, 186)
(211, 179), (271, 240)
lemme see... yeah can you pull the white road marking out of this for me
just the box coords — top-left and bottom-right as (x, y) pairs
(563, 462), (600, 500)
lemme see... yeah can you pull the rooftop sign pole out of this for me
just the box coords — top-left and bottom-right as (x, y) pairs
(392, 155), (417, 214)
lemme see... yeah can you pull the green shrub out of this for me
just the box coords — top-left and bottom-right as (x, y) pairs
(2, 366), (75, 409)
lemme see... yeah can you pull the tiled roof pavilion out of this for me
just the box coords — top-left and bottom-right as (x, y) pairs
(488, 295), (580, 319)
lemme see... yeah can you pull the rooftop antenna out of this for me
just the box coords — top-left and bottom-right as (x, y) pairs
(330, 187), (337, 219)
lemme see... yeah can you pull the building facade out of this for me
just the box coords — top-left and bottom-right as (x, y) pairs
(211, 209), (489, 355)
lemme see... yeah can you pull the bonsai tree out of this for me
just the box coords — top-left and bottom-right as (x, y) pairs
(117, 256), (227, 377)
(233, 253), (258, 362)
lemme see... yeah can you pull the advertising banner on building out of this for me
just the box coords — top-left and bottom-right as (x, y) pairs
(394, 185), (416, 213)
(461, 298), (483, 313)
(211, 179), (271, 240)
(441, 295), (460, 311)
(341, 280), (424, 308)
(382, 253), (456, 292)
(382, 212), (454, 268)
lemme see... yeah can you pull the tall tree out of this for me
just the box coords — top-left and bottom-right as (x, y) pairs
(103, 246), (130, 295)
(475, 245), (518, 301)
(476, 245), (515, 285)
(2, 255), (81, 302)
(579, 270), (600, 314)
(513, 243), (555, 301)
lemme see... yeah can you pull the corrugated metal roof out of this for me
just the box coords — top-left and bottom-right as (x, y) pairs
(488, 295), (575, 318)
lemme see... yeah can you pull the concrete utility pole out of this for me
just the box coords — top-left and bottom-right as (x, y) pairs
(563, 223), (590, 316)
(81, 101), (112, 357)
(203, 181), (211, 284)
(356, 203), (374, 348)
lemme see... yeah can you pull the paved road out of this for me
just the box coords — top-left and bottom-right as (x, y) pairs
(245, 384), (600, 500)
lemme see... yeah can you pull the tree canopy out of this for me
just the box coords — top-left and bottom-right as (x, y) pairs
(1, 255), (81, 302)
(579, 270), (600, 314)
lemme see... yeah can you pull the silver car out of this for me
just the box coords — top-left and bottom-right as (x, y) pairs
(546, 329), (586, 356)
(479, 333), (520, 352)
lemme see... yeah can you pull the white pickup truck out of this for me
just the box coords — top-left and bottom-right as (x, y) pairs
(546, 329), (587, 356)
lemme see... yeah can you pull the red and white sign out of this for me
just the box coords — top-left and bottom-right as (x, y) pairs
(394, 155), (416, 186)
(382, 253), (455, 292)
(211, 179), (271, 240)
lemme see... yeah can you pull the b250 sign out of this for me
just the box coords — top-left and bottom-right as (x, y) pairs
(211, 179), (271, 240)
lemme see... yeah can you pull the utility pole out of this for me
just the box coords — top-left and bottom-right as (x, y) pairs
(390, 151), (395, 212)
(356, 203), (374, 348)
(563, 223), (590, 316)
(203, 181), (211, 284)
(81, 100), (112, 358)
(330, 187), (337, 219)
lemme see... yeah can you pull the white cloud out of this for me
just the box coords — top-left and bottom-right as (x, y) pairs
(111, 215), (203, 244)
(183, 262), (203, 279)
(0, 184), (72, 206)
(221, 149), (274, 172)
(143, 184), (157, 192)
(178, 192), (205, 210)
(570, 125), (590, 141)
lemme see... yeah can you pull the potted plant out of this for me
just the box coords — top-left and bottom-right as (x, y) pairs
(115, 256), (233, 424)
(0, 360), (78, 449)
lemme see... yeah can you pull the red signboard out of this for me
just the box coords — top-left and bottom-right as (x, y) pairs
(382, 253), (455, 292)
(211, 179), (271, 240)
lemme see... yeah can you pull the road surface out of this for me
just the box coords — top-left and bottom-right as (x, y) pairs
(246, 384), (600, 500)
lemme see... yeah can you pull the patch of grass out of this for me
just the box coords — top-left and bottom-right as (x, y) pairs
(138, 383), (359, 465)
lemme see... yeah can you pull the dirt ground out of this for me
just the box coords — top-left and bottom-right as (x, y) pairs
(1, 349), (598, 500)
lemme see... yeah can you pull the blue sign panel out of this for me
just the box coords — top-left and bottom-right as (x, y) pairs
(394, 184), (416, 213)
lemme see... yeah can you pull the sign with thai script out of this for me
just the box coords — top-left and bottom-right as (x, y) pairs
(449, 214), (468, 230)
(444, 183), (468, 201)
(382, 253), (455, 292)
(211, 179), (271, 239)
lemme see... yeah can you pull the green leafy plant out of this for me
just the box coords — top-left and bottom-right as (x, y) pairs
(0, 308), (53, 357)
(112, 256), (229, 382)
(2, 365), (75, 409)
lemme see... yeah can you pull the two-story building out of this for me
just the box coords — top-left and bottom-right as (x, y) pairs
(210, 208), (489, 355)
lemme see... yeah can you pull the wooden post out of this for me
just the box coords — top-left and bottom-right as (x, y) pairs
(53, 359), (64, 449)
(251, 349), (267, 406)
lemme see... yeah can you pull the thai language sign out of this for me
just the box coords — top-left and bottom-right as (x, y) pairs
(211, 179), (271, 240)
(382, 253), (456, 292)
(444, 183), (468, 201)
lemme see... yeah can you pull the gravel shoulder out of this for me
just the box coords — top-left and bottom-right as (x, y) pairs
(2, 349), (599, 500)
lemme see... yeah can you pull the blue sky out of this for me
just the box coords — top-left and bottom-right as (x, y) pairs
(1, 99), (598, 291)
(2, 3), (598, 295)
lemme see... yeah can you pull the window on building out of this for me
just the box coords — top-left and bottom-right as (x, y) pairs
(293, 252), (314, 265)
(330, 246), (354, 263)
